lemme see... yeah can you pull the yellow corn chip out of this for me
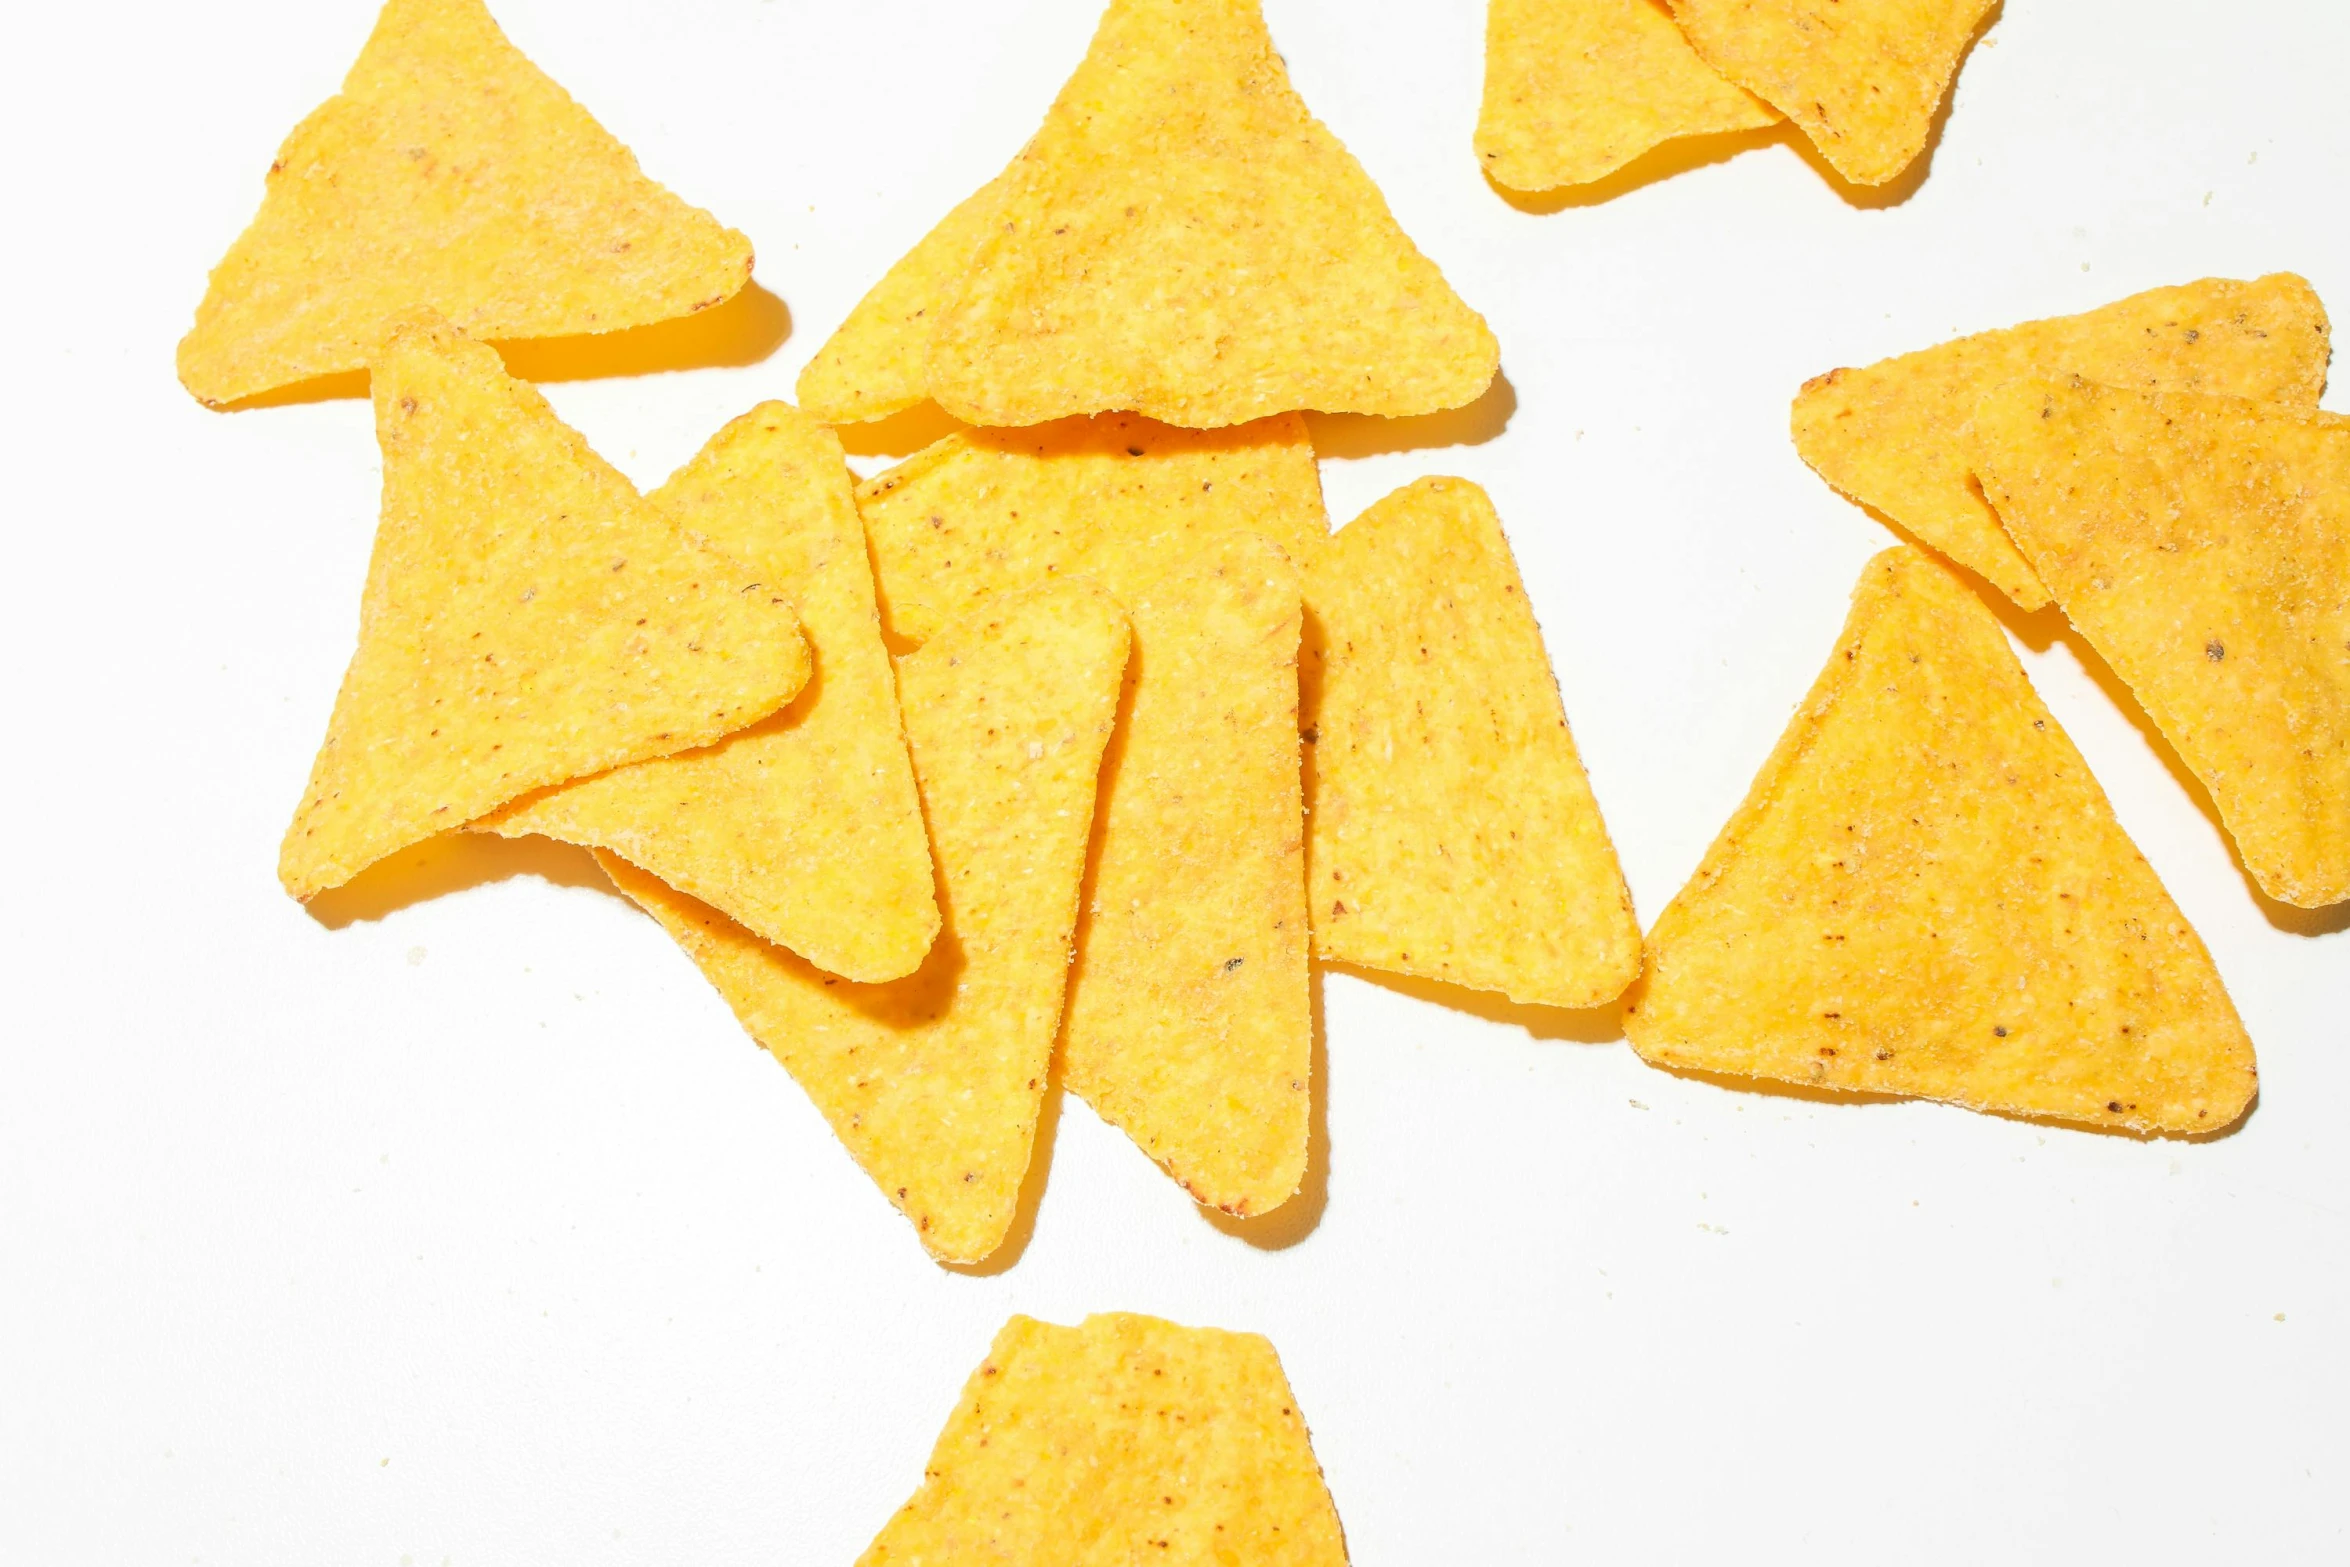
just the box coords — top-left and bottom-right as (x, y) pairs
(1626, 548), (2256, 1134)
(476, 404), (939, 981)
(601, 580), (1129, 1263)
(1303, 478), (1640, 1009)
(1792, 274), (2331, 608)
(857, 412), (1328, 646)
(279, 312), (807, 901)
(860, 1313), (1347, 1567)
(1664, 0), (1995, 186)
(1476, 0), (1779, 192)
(1975, 378), (2350, 909)
(179, 0), (753, 407)
(1059, 534), (1312, 1217)
(924, 0), (1499, 428)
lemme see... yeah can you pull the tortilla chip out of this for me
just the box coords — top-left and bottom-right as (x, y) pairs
(1059, 534), (1311, 1217)
(860, 1313), (1347, 1566)
(858, 412), (1328, 646)
(1792, 274), (2332, 608)
(1625, 548), (2256, 1134)
(1664, 0), (1995, 185)
(923, 0), (1499, 428)
(1303, 478), (1640, 1009)
(278, 312), (807, 901)
(476, 404), (938, 980)
(1975, 378), (2350, 909)
(1476, 0), (1778, 192)
(180, 0), (753, 407)
(602, 580), (1129, 1263)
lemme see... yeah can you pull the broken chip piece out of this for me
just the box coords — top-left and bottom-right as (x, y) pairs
(1626, 548), (2257, 1134)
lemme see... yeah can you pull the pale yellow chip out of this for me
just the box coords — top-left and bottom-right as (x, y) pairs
(1665, 0), (1995, 186)
(476, 404), (938, 981)
(1059, 534), (1312, 1217)
(1975, 378), (2350, 910)
(1303, 478), (1640, 1009)
(279, 312), (808, 901)
(1626, 548), (2257, 1134)
(921, 0), (1498, 428)
(857, 411), (1329, 646)
(1476, 0), (1779, 192)
(602, 580), (1128, 1264)
(179, 0), (753, 407)
(860, 1313), (1347, 1567)
(1793, 274), (2332, 609)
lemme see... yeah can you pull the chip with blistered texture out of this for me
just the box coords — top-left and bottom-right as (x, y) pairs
(1975, 378), (2350, 910)
(477, 403), (938, 981)
(278, 312), (807, 901)
(1626, 548), (2256, 1135)
(1476, 0), (1778, 192)
(179, 0), (752, 407)
(859, 1313), (1348, 1567)
(601, 580), (1128, 1264)
(1792, 274), (2331, 609)
(1303, 478), (1640, 1009)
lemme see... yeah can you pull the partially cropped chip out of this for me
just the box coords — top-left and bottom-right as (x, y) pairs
(477, 404), (938, 981)
(278, 312), (807, 901)
(180, 0), (752, 406)
(1626, 548), (2256, 1134)
(1476, 0), (1778, 192)
(603, 580), (1128, 1264)
(860, 1313), (1347, 1566)
(1975, 379), (2350, 909)
(1792, 274), (2331, 608)
(1304, 478), (1640, 1009)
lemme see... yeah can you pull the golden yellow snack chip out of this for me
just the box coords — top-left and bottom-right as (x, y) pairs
(1059, 534), (1312, 1218)
(858, 412), (1328, 646)
(179, 0), (753, 407)
(602, 580), (1128, 1263)
(1304, 478), (1640, 1009)
(1975, 378), (2350, 909)
(1792, 274), (2331, 608)
(1664, 0), (1995, 186)
(860, 1313), (1347, 1566)
(1476, 0), (1778, 192)
(924, 0), (1499, 428)
(279, 312), (807, 901)
(477, 404), (938, 981)
(1626, 548), (2256, 1134)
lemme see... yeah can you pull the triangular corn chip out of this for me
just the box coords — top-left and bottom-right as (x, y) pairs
(860, 1313), (1348, 1566)
(477, 404), (939, 980)
(600, 580), (1129, 1263)
(857, 412), (1329, 646)
(1476, 0), (1778, 192)
(1304, 478), (1640, 1009)
(179, 0), (753, 406)
(922, 0), (1499, 428)
(1975, 378), (2350, 909)
(1792, 274), (2331, 608)
(1664, 0), (1995, 186)
(1626, 548), (2257, 1134)
(1059, 533), (1312, 1218)
(279, 313), (808, 901)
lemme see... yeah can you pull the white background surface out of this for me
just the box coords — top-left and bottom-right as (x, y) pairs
(4, 1), (2345, 1561)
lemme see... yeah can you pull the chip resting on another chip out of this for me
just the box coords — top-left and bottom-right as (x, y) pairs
(1975, 378), (2350, 910)
(1303, 478), (1640, 1010)
(477, 403), (939, 981)
(1791, 274), (2331, 608)
(860, 1313), (1348, 1566)
(278, 311), (808, 901)
(1626, 548), (2257, 1134)
(179, 0), (753, 407)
